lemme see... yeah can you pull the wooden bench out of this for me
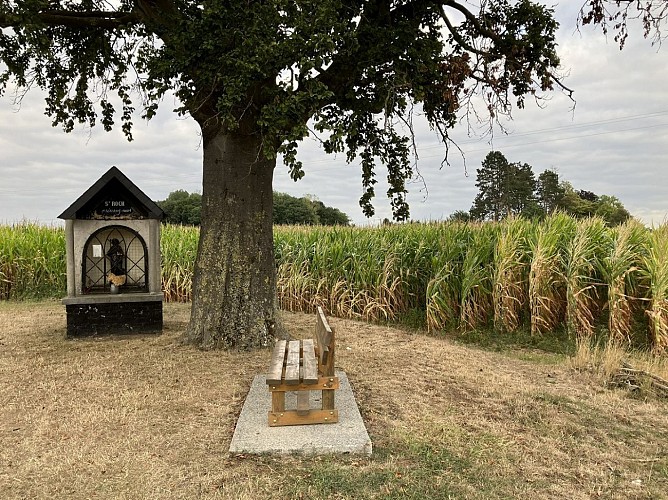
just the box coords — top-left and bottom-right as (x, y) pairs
(266, 306), (339, 427)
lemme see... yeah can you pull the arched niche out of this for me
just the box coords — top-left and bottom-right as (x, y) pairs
(82, 225), (149, 294)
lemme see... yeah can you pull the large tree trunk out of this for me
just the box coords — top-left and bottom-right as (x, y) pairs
(182, 127), (278, 349)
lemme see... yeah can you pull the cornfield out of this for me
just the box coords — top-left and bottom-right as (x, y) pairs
(3, 215), (668, 352)
(161, 224), (199, 303)
(0, 222), (66, 300)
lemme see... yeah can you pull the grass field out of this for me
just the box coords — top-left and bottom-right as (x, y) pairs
(1, 301), (667, 499)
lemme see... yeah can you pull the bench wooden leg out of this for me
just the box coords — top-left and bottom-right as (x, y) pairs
(296, 390), (310, 416)
(322, 389), (335, 411)
(272, 391), (285, 413)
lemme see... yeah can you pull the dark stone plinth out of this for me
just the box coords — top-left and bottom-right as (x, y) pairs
(65, 296), (162, 337)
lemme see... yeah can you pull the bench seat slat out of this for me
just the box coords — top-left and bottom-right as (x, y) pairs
(301, 339), (318, 384)
(284, 340), (301, 384)
(266, 340), (287, 385)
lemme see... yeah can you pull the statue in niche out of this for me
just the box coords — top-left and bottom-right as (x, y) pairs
(106, 238), (127, 291)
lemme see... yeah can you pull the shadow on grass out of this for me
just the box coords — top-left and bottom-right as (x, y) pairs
(448, 326), (576, 359)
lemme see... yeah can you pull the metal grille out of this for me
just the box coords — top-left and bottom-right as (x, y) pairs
(82, 225), (148, 294)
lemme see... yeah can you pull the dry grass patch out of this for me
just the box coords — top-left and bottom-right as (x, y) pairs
(1, 302), (667, 499)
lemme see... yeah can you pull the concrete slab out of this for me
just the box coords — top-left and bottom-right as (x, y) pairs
(229, 370), (372, 456)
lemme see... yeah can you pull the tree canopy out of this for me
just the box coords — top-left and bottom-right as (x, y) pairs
(159, 190), (350, 226)
(467, 152), (631, 226)
(274, 194), (350, 226)
(536, 169), (564, 214)
(469, 151), (540, 221)
(1, 0), (661, 349)
(558, 182), (631, 225)
(0, 0), (571, 219)
(158, 190), (203, 226)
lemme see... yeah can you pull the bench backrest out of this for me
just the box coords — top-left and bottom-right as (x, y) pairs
(315, 306), (335, 377)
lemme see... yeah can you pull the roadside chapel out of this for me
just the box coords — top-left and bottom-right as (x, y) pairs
(58, 166), (164, 336)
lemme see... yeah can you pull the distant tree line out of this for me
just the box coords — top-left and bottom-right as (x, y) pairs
(158, 190), (350, 226)
(454, 151), (631, 226)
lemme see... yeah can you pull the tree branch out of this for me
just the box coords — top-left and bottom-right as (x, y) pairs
(443, 0), (500, 43)
(0, 0), (183, 33)
(548, 71), (575, 100)
(0, 9), (140, 30)
(439, 5), (486, 56)
(134, 0), (182, 35)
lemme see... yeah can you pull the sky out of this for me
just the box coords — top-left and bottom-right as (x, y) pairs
(1, 3), (667, 227)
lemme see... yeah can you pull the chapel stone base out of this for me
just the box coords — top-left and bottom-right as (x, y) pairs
(63, 293), (163, 337)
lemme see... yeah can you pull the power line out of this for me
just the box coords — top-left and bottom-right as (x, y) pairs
(280, 110), (668, 169)
(416, 110), (668, 151)
(299, 121), (668, 173)
(419, 122), (668, 158)
(1, 111), (666, 193)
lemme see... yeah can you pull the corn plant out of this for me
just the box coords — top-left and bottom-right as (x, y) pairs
(642, 224), (668, 353)
(425, 223), (468, 332)
(563, 217), (607, 339)
(528, 213), (574, 335)
(459, 224), (497, 330)
(493, 217), (530, 333)
(601, 220), (647, 344)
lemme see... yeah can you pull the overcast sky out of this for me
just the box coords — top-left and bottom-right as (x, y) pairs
(1, 3), (666, 226)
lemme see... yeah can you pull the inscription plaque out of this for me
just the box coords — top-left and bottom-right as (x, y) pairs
(92, 197), (138, 219)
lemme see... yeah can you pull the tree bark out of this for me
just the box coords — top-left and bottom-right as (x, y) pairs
(182, 127), (278, 349)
